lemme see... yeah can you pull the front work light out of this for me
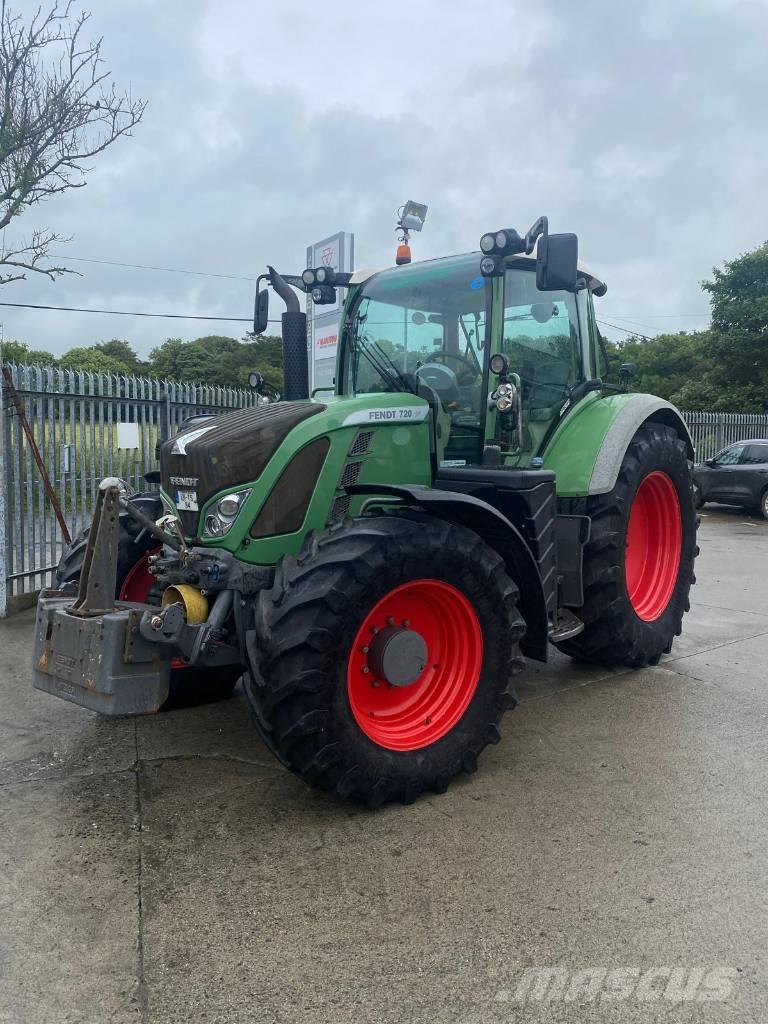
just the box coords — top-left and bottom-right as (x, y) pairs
(489, 353), (510, 376)
(311, 285), (336, 304)
(315, 266), (335, 285)
(480, 254), (504, 277)
(479, 227), (525, 257)
(401, 200), (428, 233)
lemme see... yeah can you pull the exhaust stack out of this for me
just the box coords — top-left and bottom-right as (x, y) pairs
(267, 265), (309, 401)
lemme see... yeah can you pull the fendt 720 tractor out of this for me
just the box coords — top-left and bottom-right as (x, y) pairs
(34, 216), (698, 806)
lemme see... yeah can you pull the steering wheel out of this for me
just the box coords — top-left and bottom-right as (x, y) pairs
(421, 351), (479, 387)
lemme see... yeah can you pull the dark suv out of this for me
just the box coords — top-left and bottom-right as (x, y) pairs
(693, 439), (768, 519)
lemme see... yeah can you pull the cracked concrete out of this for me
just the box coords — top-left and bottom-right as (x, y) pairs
(1, 509), (767, 1023)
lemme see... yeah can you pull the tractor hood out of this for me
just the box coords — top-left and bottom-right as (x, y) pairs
(160, 401), (325, 534)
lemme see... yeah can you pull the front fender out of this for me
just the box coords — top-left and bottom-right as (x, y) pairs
(348, 483), (549, 661)
(542, 393), (694, 497)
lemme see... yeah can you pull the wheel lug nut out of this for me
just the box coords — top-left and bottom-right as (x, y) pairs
(371, 680), (380, 688)
(361, 645), (369, 654)
(386, 616), (395, 625)
(402, 619), (410, 627)
(361, 666), (370, 674)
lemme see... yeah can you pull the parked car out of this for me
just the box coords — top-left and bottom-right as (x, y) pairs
(693, 439), (768, 519)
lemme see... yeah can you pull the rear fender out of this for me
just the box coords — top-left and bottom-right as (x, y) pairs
(543, 393), (694, 497)
(348, 483), (549, 661)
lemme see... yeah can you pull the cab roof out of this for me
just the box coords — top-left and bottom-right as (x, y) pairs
(349, 250), (607, 295)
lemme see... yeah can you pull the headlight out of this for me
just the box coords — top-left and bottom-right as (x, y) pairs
(480, 232), (496, 254)
(203, 488), (251, 538)
(218, 494), (242, 517)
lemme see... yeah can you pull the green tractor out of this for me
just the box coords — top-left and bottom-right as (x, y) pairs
(34, 216), (698, 806)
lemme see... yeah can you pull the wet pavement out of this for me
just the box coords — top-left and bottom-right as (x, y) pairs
(1, 507), (767, 1023)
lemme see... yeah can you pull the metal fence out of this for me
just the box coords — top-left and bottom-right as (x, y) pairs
(682, 411), (768, 462)
(0, 363), (259, 616)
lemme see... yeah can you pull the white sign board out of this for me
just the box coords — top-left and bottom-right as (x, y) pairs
(306, 231), (354, 392)
(117, 422), (140, 449)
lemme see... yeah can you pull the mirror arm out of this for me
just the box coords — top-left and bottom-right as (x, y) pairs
(525, 215), (548, 254)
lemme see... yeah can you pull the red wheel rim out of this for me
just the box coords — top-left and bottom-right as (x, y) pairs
(119, 550), (187, 671)
(625, 471), (682, 621)
(346, 579), (483, 751)
(118, 550), (158, 602)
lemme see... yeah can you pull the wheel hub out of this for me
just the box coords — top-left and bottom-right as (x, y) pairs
(347, 579), (483, 752)
(367, 626), (427, 687)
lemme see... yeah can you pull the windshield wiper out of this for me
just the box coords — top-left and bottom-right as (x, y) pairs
(348, 312), (414, 394)
(368, 339), (415, 394)
(348, 319), (403, 394)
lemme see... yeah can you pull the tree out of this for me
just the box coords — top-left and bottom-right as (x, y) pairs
(699, 241), (768, 412)
(94, 338), (143, 372)
(0, 1), (146, 284)
(58, 344), (133, 374)
(0, 338), (57, 365)
(612, 331), (711, 405)
(147, 334), (283, 389)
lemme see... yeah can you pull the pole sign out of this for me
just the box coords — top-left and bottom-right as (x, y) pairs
(306, 231), (354, 392)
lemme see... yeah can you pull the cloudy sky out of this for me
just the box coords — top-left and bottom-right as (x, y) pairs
(3, 0), (768, 358)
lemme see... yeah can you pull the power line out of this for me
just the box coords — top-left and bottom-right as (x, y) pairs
(596, 318), (652, 341)
(0, 300), (281, 323)
(51, 254), (256, 282)
(600, 312), (709, 319)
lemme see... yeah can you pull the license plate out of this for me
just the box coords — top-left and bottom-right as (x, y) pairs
(176, 489), (198, 511)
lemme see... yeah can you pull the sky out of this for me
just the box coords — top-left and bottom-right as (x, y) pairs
(2, 0), (768, 358)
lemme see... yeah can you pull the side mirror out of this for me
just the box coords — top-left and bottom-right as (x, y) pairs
(254, 286), (269, 335)
(536, 232), (578, 292)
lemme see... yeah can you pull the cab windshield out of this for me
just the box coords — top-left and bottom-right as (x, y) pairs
(343, 255), (490, 464)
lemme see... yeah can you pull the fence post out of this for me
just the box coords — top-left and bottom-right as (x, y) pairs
(0, 369), (7, 617)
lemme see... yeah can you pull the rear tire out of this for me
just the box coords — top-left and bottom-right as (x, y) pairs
(556, 423), (698, 667)
(55, 498), (240, 707)
(760, 489), (768, 521)
(243, 515), (525, 806)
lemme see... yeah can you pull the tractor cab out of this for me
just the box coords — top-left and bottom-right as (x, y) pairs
(337, 249), (607, 469)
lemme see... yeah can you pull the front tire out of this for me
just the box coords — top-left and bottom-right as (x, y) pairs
(244, 515), (525, 806)
(760, 489), (768, 521)
(556, 423), (698, 667)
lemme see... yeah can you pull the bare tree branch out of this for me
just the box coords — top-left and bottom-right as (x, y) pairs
(0, 0), (146, 283)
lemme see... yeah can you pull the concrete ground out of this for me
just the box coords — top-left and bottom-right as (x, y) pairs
(1, 507), (767, 1024)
